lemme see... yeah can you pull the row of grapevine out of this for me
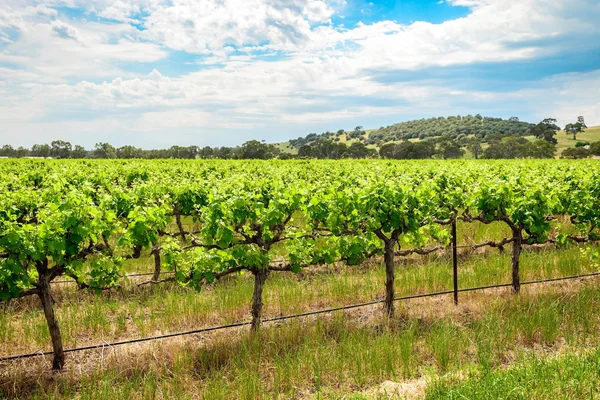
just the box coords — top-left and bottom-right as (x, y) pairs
(1, 159), (599, 370)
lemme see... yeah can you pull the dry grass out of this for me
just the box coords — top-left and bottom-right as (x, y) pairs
(3, 278), (600, 399)
(1, 216), (599, 399)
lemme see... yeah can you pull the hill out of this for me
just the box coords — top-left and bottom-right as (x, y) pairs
(556, 125), (600, 154)
(280, 115), (535, 151)
(275, 116), (600, 159)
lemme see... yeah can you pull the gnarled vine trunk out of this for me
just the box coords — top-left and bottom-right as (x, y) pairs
(251, 269), (269, 332)
(175, 213), (186, 242)
(511, 228), (522, 293)
(38, 276), (65, 371)
(152, 247), (161, 282)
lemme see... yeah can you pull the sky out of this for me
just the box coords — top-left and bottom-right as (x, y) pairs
(0, 0), (599, 149)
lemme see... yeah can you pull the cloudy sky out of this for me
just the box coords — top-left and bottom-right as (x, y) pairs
(0, 0), (599, 149)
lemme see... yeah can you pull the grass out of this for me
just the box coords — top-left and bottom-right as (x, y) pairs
(426, 347), (600, 399)
(1, 237), (593, 354)
(4, 277), (600, 398)
(1, 220), (600, 399)
(556, 125), (600, 155)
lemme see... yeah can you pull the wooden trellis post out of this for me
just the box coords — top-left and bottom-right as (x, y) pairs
(452, 218), (458, 305)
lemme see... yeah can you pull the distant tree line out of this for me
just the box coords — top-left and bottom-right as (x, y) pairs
(0, 116), (593, 160)
(0, 140), (284, 160)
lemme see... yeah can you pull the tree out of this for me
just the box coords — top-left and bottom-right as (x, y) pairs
(483, 137), (555, 159)
(71, 145), (88, 158)
(169, 145), (198, 159)
(0, 145), (15, 157)
(466, 138), (482, 159)
(344, 142), (375, 159)
(15, 146), (30, 158)
(436, 137), (464, 159)
(92, 142), (117, 159)
(298, 139), (347, 159)
(198, 146), (214, 159)
(31, 144), (51, 158)
(50, 140), (72, 159)
(378, 141), (436, 159)
(565, 117), (587, 140)
(237, 140), (279, 159)
(379, 143), (397, 159)
(526, 140), (556, 159)
(117, 145), (144, 159)
(561, 147), (590, 159)
(590, 142), (600, 156)
(348, 126), (366, 139)
(213, 147), (234, 159)
(530, 118), (560, 144)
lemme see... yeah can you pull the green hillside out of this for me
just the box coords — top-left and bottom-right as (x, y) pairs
(274, 118), (600, 159)
(556, 125), (600, 154)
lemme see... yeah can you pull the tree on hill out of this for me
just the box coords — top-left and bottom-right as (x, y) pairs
(348, 126), (366, 139)
(530, 118), (560, 144)
(565, 116), (587, 140)
(466, 137), (483, 159)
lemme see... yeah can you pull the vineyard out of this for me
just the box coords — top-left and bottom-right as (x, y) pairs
(2, 159), (600, 398)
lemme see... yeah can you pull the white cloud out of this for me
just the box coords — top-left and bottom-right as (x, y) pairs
(28, 4), (58, 18)
(445, 0), (489, 7)
(140, 0), (335, 53)
(0, 8), (26, 31)
(531, 70), (600, 127)
(51, 20), (83, 42)
(0, 0), (598, 148)
(97, 1), (141, 23)
(0, 15), (168, 82)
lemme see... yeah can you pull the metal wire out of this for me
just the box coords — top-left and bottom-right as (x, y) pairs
(2, 270), (599, 362)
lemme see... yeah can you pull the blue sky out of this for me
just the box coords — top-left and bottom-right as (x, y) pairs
(0, 0), (598, 149)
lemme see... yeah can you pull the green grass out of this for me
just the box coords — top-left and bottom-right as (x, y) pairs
(5, 280), (600, 399)
(2, 237), (595, 355)
(273, 141), (298, 155)
(426, 347), (600, 399)
(2, 219), (600, 399)
(556, 125), (600, 155)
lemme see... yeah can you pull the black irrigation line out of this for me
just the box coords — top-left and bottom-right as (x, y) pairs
(3, 270), (600, 363)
